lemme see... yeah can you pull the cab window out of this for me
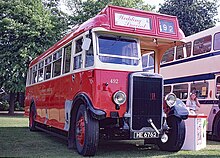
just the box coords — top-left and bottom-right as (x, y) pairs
(98, 35), (139, 66)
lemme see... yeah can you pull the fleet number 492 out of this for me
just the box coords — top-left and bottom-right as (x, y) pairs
(110, 79), (119, 84)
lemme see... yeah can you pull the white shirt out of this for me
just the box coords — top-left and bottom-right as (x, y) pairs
(186, 99), (197, 111)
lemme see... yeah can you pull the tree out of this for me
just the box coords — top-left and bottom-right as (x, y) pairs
(65, 0), (155, 26)
(159, 0), (219, 36)
(0, 0), (67, 114)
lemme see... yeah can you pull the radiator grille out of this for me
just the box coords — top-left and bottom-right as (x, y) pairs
(131, 76), (162, 130)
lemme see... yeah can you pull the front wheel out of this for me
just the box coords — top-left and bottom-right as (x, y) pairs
(75, 104), (99, 156)
(157, 116), (185, 152)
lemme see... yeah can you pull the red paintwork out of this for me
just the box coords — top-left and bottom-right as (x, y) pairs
(25, 69), (130, 130)
(188, 115), (207, 119)
(25, 5), (184, 131)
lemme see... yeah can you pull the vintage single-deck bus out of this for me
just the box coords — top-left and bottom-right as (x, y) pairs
(143, 25), (220, 141)
(25, 5), (187, 156)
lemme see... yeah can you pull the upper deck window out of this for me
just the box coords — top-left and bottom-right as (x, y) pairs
(185, 42), (192, 57)
(98, 35), (139, 66)
(214, 32), (220, 51)
(161, 47), (174, 64)
(176, 45), (184, 60)
(193, 35), (211, 55)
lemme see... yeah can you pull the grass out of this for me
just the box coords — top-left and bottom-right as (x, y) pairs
(0, 115), (220, 157)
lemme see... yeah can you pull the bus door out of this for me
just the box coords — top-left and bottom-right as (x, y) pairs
(215, 75), (220, 110)
(207, 74), (220, 131)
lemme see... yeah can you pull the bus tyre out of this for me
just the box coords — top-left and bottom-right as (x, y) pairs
(157, 116), (185, 152)
(213, 117), (220, 141)
(29, 105), (37, 131)
(75, 104), (99, 156)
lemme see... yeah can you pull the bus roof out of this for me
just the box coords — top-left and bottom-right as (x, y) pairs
(186, 25), (220, 42)
(30, 5), (185, 67)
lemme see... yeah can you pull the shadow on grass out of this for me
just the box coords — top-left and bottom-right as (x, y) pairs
(0, 126), (220, 157)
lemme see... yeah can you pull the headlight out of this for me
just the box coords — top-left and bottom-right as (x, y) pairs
(113, 91), (126, 105)
(165, 93), (176, 107)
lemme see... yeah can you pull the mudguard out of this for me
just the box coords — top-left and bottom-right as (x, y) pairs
(73, 93), (106, 120)
(168, 99), (189, 120)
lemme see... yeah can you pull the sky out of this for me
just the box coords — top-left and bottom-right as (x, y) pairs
(60, 0), (220, 25)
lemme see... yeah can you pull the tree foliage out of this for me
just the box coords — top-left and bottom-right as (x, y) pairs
(159, 0), (219, 36)
(0, 0), (68, 113)
(0, 0), (67, 93)
(66, 0), (155, 26)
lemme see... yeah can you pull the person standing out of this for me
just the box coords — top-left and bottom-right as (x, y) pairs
(186, 91), (201, 114)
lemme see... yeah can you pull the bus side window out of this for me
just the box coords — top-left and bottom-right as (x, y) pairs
(44, 56), (52, 80)
(37, 61), (44, 82)
(142, 54), (148, 68)
(149, 53), (154, 67)
(216, 77), (220, 98)
(161, 47), (174, 64)
(214, 32), (220, 51)
(164, 85), (171, 96)
(52, 50), (62, 77)
(29, 68), (33, 85)
(63, 43), (72, 73)
(191, 82), (209, 99)
(32, 65), (37, 84)
(85, 42), (94, 67)
(74, 38), (83, 70)
(173, 84), (188, 99)
(193, 35), (212, 56)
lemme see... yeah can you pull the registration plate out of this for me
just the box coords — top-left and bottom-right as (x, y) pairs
(134, 131), (159, 139)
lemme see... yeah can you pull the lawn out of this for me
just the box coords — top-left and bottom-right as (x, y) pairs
(0, 115), (220, 157)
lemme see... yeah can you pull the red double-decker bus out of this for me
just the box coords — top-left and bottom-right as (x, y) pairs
(25, 5), (187, 156)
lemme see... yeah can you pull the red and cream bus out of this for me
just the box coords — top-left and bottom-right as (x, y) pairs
(143, 25), (220, 141)
(25, 5), (187, 156)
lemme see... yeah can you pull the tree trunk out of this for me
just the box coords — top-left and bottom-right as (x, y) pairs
(8, 92), (16, 115)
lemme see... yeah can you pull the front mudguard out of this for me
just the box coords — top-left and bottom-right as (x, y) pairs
(167, 99), (189, 120)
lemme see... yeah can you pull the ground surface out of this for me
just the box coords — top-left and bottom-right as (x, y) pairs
(0, 114), (220, 157)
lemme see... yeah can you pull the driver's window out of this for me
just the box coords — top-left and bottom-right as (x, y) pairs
(73, 37), (83, 70)
(85, 38), (94, 67)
